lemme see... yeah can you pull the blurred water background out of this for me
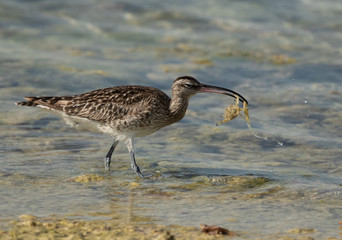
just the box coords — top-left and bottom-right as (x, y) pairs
(0, 0), (341, 238)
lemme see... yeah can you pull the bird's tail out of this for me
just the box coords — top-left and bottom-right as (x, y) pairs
(15, 96), (71, 111)
(16, 97), (42, 107)
(16, 97), (53, 107)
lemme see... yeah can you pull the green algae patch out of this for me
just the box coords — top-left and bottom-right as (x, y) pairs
(287, 228), (315, 234)
(241, 186), (285, 200)
(168, 177), (210, 192)
(269, 54), (297, 65)
(168, 175), (271, 194)
(58, 65), (111, 76)
(191, 58), (214, 66)
(128, 181), (141, 189)
(66, 174), (105, 183)
(2, 215), (220, 240)
(206, 175), (270, 190)
(217, 50), (297, 65)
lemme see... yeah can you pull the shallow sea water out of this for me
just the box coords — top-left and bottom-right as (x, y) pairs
(0, 0), (341, 238)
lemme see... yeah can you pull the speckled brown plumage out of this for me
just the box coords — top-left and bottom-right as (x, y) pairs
(16, 76), (247, 178)
(18, 86), (187, 138)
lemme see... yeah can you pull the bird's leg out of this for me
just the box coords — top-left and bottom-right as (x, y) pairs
(104, 140), (119, 171)
(125, 138), (144, 178)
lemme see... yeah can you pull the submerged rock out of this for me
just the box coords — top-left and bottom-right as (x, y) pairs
(200, 224), (236, 236)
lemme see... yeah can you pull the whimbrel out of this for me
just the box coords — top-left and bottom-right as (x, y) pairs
(16, 76), (247, 178)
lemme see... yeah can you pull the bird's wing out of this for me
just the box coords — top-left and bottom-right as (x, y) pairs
(62, 86), (170, 123)
(16, 86), (171, 124)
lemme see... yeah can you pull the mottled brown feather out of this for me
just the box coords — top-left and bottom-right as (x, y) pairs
(62, 86), (171, 125)
(16, 86), (175, 131)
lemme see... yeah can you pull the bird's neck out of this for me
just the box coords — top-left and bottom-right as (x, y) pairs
(169, 96), (189, 123)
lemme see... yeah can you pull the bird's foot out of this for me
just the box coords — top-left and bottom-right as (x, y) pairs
(131, 163), (144, 178)
(104, 157), (111, 171)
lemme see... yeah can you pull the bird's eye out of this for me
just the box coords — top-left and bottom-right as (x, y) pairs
(184, 83), (193, 88)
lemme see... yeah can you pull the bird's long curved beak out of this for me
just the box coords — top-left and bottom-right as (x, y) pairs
(200, 84), (248, 104)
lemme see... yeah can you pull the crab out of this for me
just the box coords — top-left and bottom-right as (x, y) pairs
(216, 95), (249, 126)
(216, 95), (283, 145)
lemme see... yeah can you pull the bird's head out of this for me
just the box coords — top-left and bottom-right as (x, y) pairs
(172, 76), (202, 99)
(172, 76), (248, 104)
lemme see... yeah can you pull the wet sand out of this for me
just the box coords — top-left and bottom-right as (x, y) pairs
(2, 213), (340, 240)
